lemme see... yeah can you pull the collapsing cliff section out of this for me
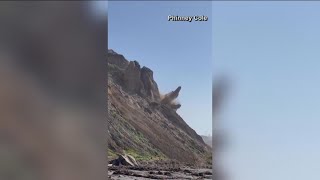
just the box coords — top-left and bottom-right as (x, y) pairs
(107, 49), (211, 165)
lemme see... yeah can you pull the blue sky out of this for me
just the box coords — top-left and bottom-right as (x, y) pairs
(213, 2), (320, 180)
(108, 1), (212, 136)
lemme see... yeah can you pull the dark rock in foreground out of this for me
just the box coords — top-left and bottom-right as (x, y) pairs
(108, 163), (213, 180)
(109, 154), (139, 167)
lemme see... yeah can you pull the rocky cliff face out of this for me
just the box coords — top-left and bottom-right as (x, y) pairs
(140, 66), (161, 102)
(107, 50), (211, 165)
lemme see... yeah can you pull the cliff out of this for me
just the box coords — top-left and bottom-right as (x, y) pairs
(107, 49), (211, 165)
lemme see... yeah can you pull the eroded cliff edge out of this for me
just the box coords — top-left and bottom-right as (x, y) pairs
(107, 49), (212, 166)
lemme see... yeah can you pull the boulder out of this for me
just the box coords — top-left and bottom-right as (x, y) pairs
(109, 154), (139, 166)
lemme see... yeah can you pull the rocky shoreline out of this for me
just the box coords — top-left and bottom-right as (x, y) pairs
(108, 158), (212, 179)
(108, 165), (212, 180)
